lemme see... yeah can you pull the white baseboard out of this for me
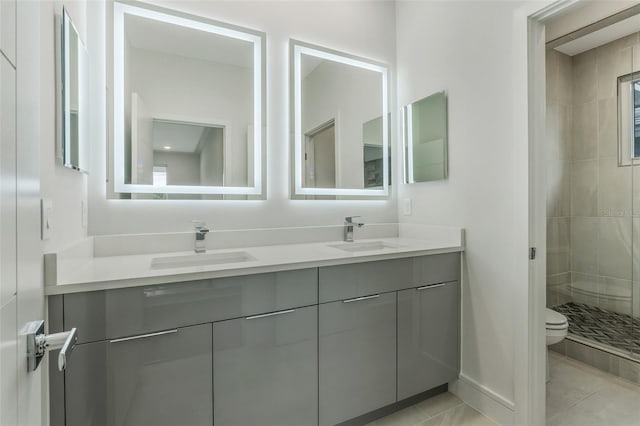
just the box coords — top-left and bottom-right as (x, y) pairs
(449, 374), (515, 426)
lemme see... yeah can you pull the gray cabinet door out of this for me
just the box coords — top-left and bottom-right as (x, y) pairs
(65, 323), (213, 426)
(213, 306), (318, 426)
(397, 281), (459, 400)
(319, 292), (396, 426)
(64, 341), (107, 426)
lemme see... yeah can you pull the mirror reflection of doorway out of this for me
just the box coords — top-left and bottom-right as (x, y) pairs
(304, 119), (336, 189)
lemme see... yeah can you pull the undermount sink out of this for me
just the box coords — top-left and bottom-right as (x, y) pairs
(327, 241), (398, 253)
(151, 251), (256, 269)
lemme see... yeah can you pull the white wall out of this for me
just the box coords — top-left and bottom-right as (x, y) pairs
(88, 1), (397, 235)
(40, 1), (89, 252)
(154, 151), (200, 186)
(396, 1), (531, 422)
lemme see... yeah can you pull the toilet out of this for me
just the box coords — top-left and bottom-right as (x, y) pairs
(546, 308), (569, 382)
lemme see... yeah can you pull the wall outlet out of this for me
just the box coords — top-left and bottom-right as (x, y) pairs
(81, 200), (88, 228)
(41, 199), (52, 240)
(402, 198), (412, 216)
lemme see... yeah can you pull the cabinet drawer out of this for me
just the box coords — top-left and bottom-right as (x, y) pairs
(64, 268), (317, 343)
(412, 253), (460, 287)
(319, 253), (460, 303)
(319, 258), (412, 303)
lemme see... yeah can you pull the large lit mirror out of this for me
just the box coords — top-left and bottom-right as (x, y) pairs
(618, 72), (640, 166)
(58, 7), (90, 173)
(291, 40), (389, 199)
(113, 2), (265, 199)
(402, 91), (448, 183)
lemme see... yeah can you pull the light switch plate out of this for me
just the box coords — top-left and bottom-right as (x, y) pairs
(41, 198), (52, 240)
(402, 198), (412, 216)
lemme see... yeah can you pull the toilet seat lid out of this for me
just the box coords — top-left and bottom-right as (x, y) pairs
(546, 308), (567, 326)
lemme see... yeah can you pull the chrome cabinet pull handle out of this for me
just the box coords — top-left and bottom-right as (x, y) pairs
(417, 283), (446, 291)
(110, 329), (178, 343)
(246, 309), (296, 320)
(343, 294), (380, 303)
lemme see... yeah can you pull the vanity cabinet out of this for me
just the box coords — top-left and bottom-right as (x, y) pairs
(397, 281), (460, 400)
(65, 324), (213, 426)
(319, 292), (396, 426)
(213, 306), (318, 426)
(49, 252), (461, 426)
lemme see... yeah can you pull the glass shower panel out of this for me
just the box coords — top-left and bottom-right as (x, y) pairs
(632, 44), (640, 359)
(563, 35), (636, 357)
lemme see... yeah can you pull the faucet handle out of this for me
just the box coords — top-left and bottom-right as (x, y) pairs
(191, 220), (208, 231)
(345, 216), (362, 224)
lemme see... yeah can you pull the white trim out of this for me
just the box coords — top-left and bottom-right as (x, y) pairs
(449, 375), (515, 426)
(112, 2), (263, 196)
(518, 1), (588, 425)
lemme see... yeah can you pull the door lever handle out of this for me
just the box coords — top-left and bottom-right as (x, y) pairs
(26, 320), (78, 372)
(52, 328), (78, 371)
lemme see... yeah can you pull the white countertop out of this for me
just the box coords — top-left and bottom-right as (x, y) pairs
(44, 224), (464, 295)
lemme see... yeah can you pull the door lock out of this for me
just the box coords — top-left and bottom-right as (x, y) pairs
(25, 320), (77, 372)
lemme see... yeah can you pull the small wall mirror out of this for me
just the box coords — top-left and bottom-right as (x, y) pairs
(112, 2), (265, 199)
(58, 7), (90, 173)
(402, 91), (448, 183)
(291, 40), (389, 199)
(618, 72), (640, 166)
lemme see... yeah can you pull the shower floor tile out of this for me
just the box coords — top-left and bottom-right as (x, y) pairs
(554, 302), (640, 353)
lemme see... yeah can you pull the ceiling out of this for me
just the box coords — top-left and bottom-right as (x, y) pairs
(152, 121), (209, 153)
(554, 12), (640, 56)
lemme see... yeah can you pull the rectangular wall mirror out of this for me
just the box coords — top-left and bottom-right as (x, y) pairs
(291, 40), (389, 199)
(113, 2), (265, 199)
(58, 7), (90, 173)
(402, 91), (448, 183)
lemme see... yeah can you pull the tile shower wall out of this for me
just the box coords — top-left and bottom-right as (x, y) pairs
(547, 34), (640, 316)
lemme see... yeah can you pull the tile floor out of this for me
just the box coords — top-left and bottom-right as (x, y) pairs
(547, 350), (640, 425)
(368, 351), (640, 426)
(365, 391), (496, 426)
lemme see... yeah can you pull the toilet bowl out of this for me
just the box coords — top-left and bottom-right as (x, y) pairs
(546, 308), (568, 345)
(546, 308), (568, 382)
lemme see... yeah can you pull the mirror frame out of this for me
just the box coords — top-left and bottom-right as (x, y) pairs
(290, 40), (389, 198)
(112, 1), (266, 196)
(58, 7), (90, 174)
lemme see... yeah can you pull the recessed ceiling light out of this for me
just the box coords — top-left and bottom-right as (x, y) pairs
(163, 146), (171, 150)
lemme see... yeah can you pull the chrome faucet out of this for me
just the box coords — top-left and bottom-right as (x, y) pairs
(193, 221), (210, 253)
(344, 216), (364, 242)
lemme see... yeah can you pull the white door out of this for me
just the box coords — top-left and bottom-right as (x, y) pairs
(1, 1), (46, 425)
